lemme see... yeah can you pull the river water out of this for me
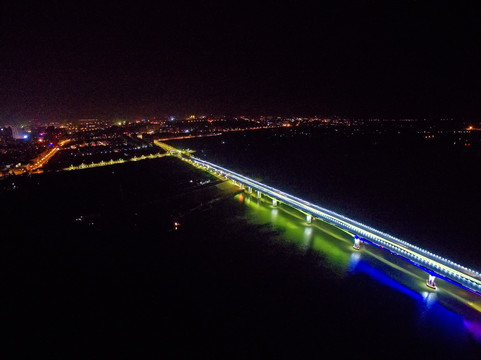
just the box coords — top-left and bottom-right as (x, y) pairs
(161, 185), (481, 358)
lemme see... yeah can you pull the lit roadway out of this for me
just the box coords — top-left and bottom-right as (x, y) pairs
(168, 148), (481, 296)
(63, 152), (167, 171)
(27, 139), (71, 172)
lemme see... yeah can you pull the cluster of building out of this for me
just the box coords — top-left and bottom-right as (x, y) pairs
(1, 115), (478, 178)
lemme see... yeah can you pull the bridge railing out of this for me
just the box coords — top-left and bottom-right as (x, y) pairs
(185, 154), (481, 294)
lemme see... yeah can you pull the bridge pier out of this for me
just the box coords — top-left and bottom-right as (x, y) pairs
(248, 186), (252, 194)
(306, 214), (312, 224)
(272, 199), (278, 207)
(353, 236), (361, 250)
(426, 275), (437, 290)
(256, 190), (261, 198)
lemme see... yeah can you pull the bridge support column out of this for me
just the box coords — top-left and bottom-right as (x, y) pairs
(353, 236), (361, 250)
(256, 190), (261, 198)
(272, 199), (278, 207)
(426, 275), (437, 290)
(248, 186), (252, 194)
(306, 215), (312, 224)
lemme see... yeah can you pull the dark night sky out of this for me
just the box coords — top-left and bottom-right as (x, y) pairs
(1, 1), (480, 122)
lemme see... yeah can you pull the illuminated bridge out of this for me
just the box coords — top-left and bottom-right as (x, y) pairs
(157, 142), (481, 295)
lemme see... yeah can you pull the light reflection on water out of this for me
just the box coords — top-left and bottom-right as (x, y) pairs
(236, 192), (481, 345)
(464, 319), (481, 342)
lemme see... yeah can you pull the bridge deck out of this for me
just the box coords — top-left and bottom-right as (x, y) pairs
(185, 155), (481, 295)
(154, 141), (481, 295)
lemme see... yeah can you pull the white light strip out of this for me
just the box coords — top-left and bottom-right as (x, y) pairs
(189, 156), (481, 290)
